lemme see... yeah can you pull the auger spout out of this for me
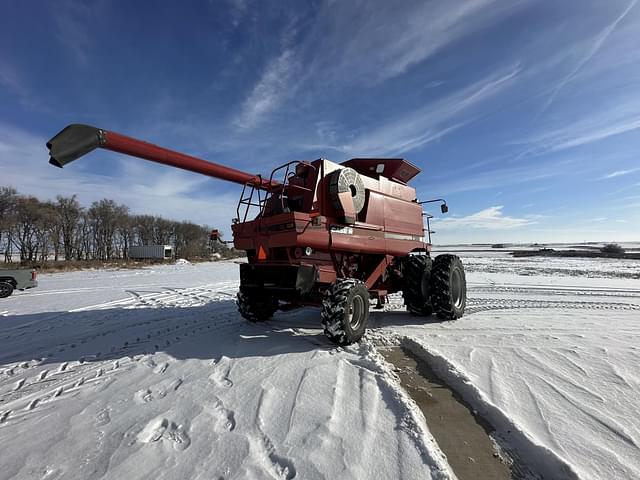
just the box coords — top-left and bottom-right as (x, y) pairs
(46, 124), (275, 190)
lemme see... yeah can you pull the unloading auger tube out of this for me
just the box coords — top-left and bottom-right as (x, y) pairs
(46, 124), (276, 190)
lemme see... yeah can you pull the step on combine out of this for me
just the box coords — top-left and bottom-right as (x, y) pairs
(46, 124), (466, 344)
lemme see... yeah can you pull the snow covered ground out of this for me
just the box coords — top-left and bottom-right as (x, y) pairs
(0, 262), (452, 480)
(1, 252), (639, 479)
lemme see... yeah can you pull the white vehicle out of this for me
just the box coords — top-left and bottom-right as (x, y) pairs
(128, 245), (173, 260)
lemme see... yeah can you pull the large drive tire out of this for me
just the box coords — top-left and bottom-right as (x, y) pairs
(430, 254), (466, 319)
(0, 282), (14, 298)
(402, 255), (433, 316)
(237, 291), (278, 323)
(321, 279), (370, 345)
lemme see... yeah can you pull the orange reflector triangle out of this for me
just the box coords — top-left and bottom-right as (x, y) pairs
(257, 245), (267, 260)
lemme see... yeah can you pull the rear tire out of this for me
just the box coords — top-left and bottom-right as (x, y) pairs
(0, 282), (14, 298)
(237, 291), (278, 323)
(430, 254), (466, 319)
(321, 278), (369, 345)
(402, 255), (433, 316)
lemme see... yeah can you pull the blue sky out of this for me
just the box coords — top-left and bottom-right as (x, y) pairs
(1, 0), (639, 243)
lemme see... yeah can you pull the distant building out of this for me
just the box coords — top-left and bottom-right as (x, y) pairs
(128, 245), (173, 260)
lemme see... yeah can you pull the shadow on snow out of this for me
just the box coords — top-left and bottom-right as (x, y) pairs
(0, 295), (438, 368)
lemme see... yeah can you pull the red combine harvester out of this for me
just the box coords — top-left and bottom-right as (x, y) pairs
(46, 124), (466, 344)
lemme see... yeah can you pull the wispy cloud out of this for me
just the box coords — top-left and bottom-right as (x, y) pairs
(438, 206), (537, 230)
(601, 167), (640, 179)
(51, 0), (96, 65)
(234, 0), (526, 129)
(223, 0), (248, 27)
(0, 61), (46, 111)
(309, 0), (526, 84)
(516, 102), (640, 155)
(234, 50), (297, 129)
(540, 0), (638, 113)
(422, 159), (564, 196)
(0, 62), (30, 106)
(551, 116), (640, 151)
(313, 66), (520, 156)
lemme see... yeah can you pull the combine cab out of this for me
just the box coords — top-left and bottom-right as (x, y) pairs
(47, 124), (466, 344)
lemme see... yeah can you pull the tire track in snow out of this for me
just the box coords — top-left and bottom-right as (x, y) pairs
(355, 368), (381, 478)
(0, 283), (240, 350)
(284, 369), (310, 445)
(2, 295), (242, 367)
(0, 359), (127, 426)
(383, 285), (640, 315)
(470, 284), (640, 298)
(522, 382), (567, 454)
(538, 376), (639, 449)
(512, 348), (605, 403)
(70, 282), (238, 312)
(1, 283), (239, 349)
(377, 270), (640, 478)
(254, 387), (297, 479)
(465, 297), (640, 314)
(609, 363), (634, 389)
(487, 357), (498, 402)
(546, 349), (589, 377)
(7, 282), (174, 298)
(401, 338), (581, 479)
(0, 314), (225, 396)
(328, 361), (346, 436)
(0, 358), (126, 405)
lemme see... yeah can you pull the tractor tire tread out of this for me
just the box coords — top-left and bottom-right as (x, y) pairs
(0, 281), (13, 299)
(402, 255), (433, 316)
(321, 278), (369, 345)
(237, 292), (277, 323)
(430, 254), (466, 320)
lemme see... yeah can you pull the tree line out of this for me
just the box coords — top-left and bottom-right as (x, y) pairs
(0, 186), (223, 264)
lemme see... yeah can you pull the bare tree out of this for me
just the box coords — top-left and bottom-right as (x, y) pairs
(115, 213), (134, 259)
(88, 199), (129, 260)
(76, 211), (92, 260)
(56, 195), (83, 261)
(153, 218), (174, 245)
(0, 187), (18, 262)
(133, 215), (156, 246)
(2, 186), (219, 263)
(12, 195), (44, 262)
(174, 221), (210, 259)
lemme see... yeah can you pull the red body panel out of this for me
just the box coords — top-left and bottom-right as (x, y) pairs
(342, 158), (421, 184)
(231, 155), (429, 298)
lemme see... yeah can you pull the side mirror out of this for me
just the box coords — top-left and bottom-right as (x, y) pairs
(441, 203), (449, 214)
